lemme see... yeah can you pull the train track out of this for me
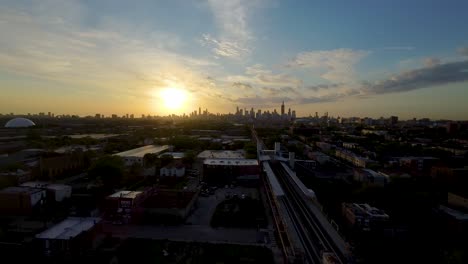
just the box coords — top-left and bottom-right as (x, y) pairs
(273, 162), (346, 264)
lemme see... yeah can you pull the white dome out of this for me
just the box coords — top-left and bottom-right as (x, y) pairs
(5, 118), (36, 128)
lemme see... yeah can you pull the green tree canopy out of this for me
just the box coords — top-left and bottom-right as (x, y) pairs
(88, 155), (125, 188)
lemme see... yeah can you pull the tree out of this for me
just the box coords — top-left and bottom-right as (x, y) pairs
(182, 150), (196, 165)
(88, 155), (125, 188)
(160, 154), (174, 167)
(244, 142), (257, 159)
(143, 153), (158, 168)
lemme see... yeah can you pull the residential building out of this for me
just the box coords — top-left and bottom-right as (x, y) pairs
(160, 162), (185, 177)
(342, 203), (389, 231)
(353, 169), (388, 186)
(105, 190), (150, 223)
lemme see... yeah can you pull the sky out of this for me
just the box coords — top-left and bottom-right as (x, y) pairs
(1, 0), (468, 119)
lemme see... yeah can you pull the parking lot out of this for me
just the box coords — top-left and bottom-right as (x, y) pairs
(186, 186), (259, 226)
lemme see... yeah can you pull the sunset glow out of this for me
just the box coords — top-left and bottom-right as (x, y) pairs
(159, 88), (188, 111)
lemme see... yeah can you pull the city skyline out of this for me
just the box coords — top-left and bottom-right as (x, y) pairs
(1, 0), (468, 119)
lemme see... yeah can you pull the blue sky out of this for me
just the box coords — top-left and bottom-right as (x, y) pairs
(1, 0), (468, 119)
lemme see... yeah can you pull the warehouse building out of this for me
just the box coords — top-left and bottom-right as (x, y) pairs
(114, 145), (170, 166)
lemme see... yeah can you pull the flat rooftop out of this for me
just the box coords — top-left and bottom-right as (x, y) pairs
(158, 152), (185, 159)
(115, 145), (170, 158)
(204, 159), (258, 166)
(36, 217), (101, 240)
(197, 150), (245, 159)
(108, 190), (142, 199)
(262, 162), (284, 196)
(0, 186), (43, 194)
(66, 134), (120, 139)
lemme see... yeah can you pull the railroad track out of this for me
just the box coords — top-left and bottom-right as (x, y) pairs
(273, 162), (346, 264)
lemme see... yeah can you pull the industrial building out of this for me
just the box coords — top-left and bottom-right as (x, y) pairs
(35, 217), (101, 256)
(114, 145), (170, 166)
(20, 181), (72, 202)
(0, 186), (46, 215)
(203, 158), (260, 185)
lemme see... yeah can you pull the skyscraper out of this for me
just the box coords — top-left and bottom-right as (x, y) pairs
(281, 101), (285, 116)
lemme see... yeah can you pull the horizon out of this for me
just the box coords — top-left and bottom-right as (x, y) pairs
(1, 0), (468, 119)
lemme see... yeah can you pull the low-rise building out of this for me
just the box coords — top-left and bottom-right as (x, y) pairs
(39, 152), (85, 180)
(342, 203), (389, 231)
(105, 190), (149, 223)
(399, 156), (439, 176)
(196, 150), (245, 160)
(335, 148), (376, 168)
(448, 192), (468, 210)
(20, 182), (72, 202)
(353, 169), (388, 186)
(160, 162), (185, 177)
(114, 145), (170, 166)
(316, 142), (333, 152)
(203, 158), (260, 185)
(0, 186), (46, 215)
(342, 142), (359, 149)
(35, 217), (102, 256)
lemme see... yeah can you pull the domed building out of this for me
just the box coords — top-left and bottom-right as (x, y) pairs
(4, 117), (36, 128)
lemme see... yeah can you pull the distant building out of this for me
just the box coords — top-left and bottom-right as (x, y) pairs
(342, 203), (389, 231)
(114, 145), (170, 166)
(281, 101), (285, 116)
(342, 142), (359, 149)
(35, 217), (102, 256)
(0, 186), (46, 215)
(196, 150), (245, 160)
(335, 148), (376, 168)
(160, 161), (185, 177)
(39, 152), (85, 180)
(316, 142), (333, 152)
(4, 117), (35, 128)
(399, 156), (439, 175)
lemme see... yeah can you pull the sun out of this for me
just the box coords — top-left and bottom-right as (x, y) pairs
(159, 87), (188, 110)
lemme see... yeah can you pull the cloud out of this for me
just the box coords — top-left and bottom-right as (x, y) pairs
(306, 83), (342, 91)
(0, 4), (220, 103)
(381, 46), (415, 51)
(423, 57), (441, 67)
(232, 82), (253, 90)
(202, 0), (259, 59)
(236, 95), (291, 107)
(201, 34), (250, 59)
(286, 48), (370, 83)
(458, 46), (468, 56)
(362, 60), (468, 95)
